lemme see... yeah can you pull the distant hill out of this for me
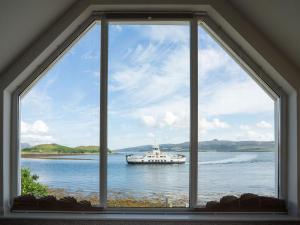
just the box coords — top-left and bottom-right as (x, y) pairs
(22, 143), (112, 154)
(199, 139), (275, 151)
(22, 140), (275, 155)
(116, 140), (275, 153)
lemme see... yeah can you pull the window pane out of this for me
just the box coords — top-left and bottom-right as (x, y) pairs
(108, 23), (190, 208)
(197, 25), (276, 207)
(20, 24), (100, 206)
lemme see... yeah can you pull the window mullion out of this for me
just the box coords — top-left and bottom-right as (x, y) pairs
(189, 17), (198, 208)
(100, 19), (108, 207)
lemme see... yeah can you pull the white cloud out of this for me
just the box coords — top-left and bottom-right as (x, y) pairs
(130, 43), (161, 64)
(197, 31), (274, 117)
(240, 125), (251, 130)
(256, 120), (272, 128)
(110, 26), (274, 123)
(109, 25), (190, 111)
(22, 84), (101, 147)
(21, 120), (46, 134)
(144, 25), (189, 44)
(198, 123), (274, 142)
(21, 89), (53, 117)
(147, 132), (155, 138)
(198, 45), (245, 82)
(109, 27), (272, 143)
(199, 118), (230, 136)
(31, 120), (48, 133)
(108, 25), (274, 146)
(236, 122), (274, 141)
(135, 96), (189, 130)
(163, 112), (179, 126)
(21, 120), (54, 145)
(140, 110), (186, 129)
(236, 130), (274, 141)
(110, 64), (150, 92)
(141, 115), (156, 127)
(109, 43), (189, 107)
(201, 118), (230, 129)
(115, 25), (122, 31)
(199, 79), (274, 116)
(199, 48), (229, 78)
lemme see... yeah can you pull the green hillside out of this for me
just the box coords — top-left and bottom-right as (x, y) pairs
(22, 144), (112, 154)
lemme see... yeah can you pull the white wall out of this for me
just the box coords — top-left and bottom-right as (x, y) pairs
(0, 0), (299, 220)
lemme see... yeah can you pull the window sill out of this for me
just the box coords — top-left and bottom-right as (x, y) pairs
(1, 211), (299, 223)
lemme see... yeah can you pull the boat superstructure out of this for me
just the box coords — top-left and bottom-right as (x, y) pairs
(126, 145), (186, 164)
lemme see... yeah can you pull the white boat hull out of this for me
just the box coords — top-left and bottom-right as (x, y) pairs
(126, 160), (185, 164)
(126, 153), (186, 165)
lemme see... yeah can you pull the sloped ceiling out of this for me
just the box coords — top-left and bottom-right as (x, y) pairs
(0, 0), (299, 75)
(230, 0), (300, 69)
(0, 0), (77, 74)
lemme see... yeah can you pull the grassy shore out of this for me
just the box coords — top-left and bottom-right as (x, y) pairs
(22, 143), (113, 156)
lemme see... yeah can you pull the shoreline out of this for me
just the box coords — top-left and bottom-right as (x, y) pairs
(43, 188), (278, 209)
(48, 188), (189, 207)
(21, 153), (98, 159)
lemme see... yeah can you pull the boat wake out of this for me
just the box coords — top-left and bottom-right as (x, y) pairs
(200, 154), (258, 165)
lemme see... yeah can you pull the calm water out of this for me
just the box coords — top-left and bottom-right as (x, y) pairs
(21, 151), (276, 204)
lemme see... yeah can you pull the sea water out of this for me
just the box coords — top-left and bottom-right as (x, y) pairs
(21, 151), (276, 204)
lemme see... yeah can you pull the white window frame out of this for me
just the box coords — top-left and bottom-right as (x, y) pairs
(9, 11), (287, 212)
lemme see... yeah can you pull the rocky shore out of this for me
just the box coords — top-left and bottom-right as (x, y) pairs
(48, 188), (189, 207)
(12, 188), (286, 212)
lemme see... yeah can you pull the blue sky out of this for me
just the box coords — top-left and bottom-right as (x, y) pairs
(20, 23), (274, 149)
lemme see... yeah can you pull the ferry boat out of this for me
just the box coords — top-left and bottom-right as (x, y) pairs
(126, 145), (186, 164)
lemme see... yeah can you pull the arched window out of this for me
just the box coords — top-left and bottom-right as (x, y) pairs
(12, 13), (285, 212)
